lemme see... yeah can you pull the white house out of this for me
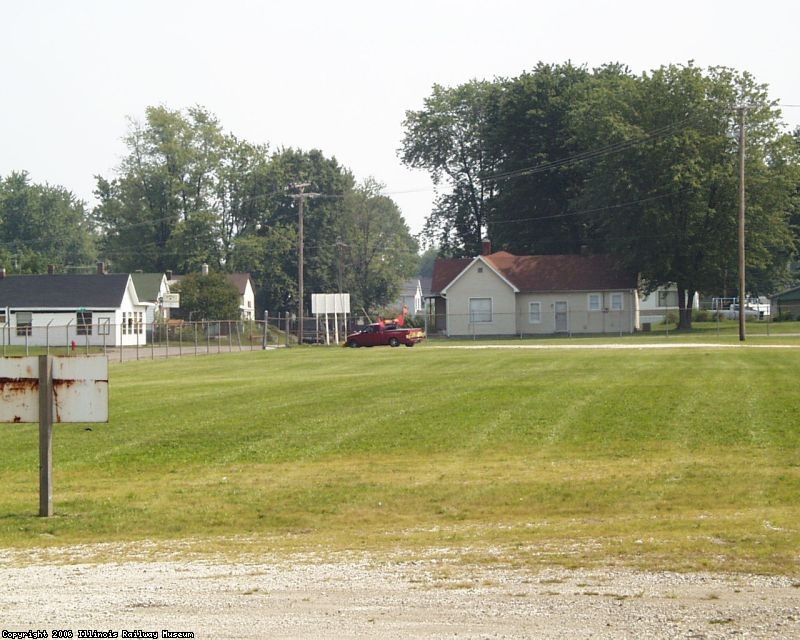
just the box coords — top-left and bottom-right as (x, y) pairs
(639, 285), (700, 327)
(0, 271), (148, 347)
(130, 272), (171, 325)
(395, 278), (425, 314)
(428, 243), (639, 336)
(168, 267), (256, 321)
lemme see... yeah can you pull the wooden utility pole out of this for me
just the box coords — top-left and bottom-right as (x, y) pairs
(289, 184), (318, 344)
(737, 106), (746, 342)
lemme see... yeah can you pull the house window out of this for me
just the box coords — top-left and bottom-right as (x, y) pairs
(610, 293), (624, 311)
(469, 298), (492, 323)
(98, 317), (111, 335)
(588, 293), (602, 312)
(16, 312), (32, 336)
(135, 311), (143, 334)
(77, 311), (92, 336)
(529, 302), (542, 324)
(657, 290), (678, 307)
(123, 312), (134, 335)
(0, 311), (5, 326)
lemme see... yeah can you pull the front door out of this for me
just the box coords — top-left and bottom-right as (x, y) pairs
(555, 301), (568, 332)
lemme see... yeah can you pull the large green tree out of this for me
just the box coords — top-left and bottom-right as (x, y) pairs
(402, 63), (800, 326)
(337, 178), (419, 312)
(95, 107), (416, 316)
(572, 63), (797, 328)
(0, 171), (96, 271)
(172, 271), (240, 321)
(400, 81), (501, 256)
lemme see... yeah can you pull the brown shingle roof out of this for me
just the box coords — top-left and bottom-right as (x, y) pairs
(485, 252), (636, 291)
(432, 252), (636, 294)
(430, 258), (472, 295)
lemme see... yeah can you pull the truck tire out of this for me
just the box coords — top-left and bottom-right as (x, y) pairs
(347, 340), (359, 348)
(389, 337), (400, 347)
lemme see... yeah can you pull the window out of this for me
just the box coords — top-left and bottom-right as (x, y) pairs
(469, 298), (492, 323)
(0, 311), (5, 326)
(657, 290), (678, 307)
(588, 293), (602, 312)
(135, 311), (143, 334)
(98, 317), (111, 336)
(123, 312), (134, 335)
(16, 311), (32, 336)
(529, 302), (542, 324)
(610, 293), (624, 311)
(77, 311), (92, 335)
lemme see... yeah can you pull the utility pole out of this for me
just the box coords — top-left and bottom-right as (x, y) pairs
(737, 106), (747, 342)
(288, 183), (318, 344)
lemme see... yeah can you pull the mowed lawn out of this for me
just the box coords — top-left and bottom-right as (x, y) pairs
(1, 344), (798, 573)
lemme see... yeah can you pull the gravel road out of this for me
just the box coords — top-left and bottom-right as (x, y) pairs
(1, 548), (798, 639)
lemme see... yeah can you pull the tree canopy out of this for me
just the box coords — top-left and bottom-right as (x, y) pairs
(402, 62), (800, 326)
(92, 107), (417, 315)
(0, 171), (96, 272)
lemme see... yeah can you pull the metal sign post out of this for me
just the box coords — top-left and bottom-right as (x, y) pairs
(0, 355), (108, 517)
(38, 355), (53, 517)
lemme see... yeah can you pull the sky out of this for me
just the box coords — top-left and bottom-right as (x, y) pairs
(2, 0), (799, 238)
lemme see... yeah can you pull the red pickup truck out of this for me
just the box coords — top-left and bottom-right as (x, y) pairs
(344, 323), (425, 348)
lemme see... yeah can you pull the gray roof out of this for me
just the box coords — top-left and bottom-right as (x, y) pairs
(0, 274), (132, 308)
(130, 273), (166, 302)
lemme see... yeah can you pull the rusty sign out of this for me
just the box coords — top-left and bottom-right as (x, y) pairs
(0, 356), (108, 423)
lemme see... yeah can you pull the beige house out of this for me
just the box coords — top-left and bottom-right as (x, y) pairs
(429, 245), (638, 337)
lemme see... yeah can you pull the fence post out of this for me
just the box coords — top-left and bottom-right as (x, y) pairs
(236, 321), (242, 351)
(285, 312), (290, 347)
(136, 323), (140, 360)
(263, 311), (268, 349)
(178, 323), (182, 357)
(165, 320), (170, 359)
(151, 321), (155, 360)
(206, 321), (210, 354)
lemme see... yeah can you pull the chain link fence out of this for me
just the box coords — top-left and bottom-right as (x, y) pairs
(0, 304), (792, 361)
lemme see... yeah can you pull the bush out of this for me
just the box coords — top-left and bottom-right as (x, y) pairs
(692, 309), (712, 322)
(663, 311), (678, 325)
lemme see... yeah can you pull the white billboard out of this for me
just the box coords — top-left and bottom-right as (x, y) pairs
(311, 293), (350, 315)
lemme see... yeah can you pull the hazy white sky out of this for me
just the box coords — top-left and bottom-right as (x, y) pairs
(2, 0), (799, 236)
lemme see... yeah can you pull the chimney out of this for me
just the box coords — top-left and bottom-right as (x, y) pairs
(481, 237), (492, 256)
(47, 264), (55, 275)
(201, 263), (209, 276)
(97, 261), (105, 275)
(166, 269), (173, 281)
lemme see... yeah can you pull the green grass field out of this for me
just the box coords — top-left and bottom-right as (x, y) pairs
(1, 343), (799, 573)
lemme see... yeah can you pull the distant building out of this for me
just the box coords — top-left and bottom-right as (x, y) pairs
(428, 240), (638, 336)
(0, 267), (148, 346)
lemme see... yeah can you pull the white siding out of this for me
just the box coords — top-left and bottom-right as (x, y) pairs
(444, 261), (516, 336)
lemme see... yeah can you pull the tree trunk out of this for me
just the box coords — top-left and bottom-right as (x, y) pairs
(677, 285), (692, 330)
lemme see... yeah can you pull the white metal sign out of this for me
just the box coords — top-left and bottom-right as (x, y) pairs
(0, 356), (108, 423)
(161, 293), (180, 308)
(311, 293), (350, 314)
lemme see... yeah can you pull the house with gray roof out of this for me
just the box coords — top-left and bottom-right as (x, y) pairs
(0, 269), (148, 347)
(131, 272), (171, 324)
